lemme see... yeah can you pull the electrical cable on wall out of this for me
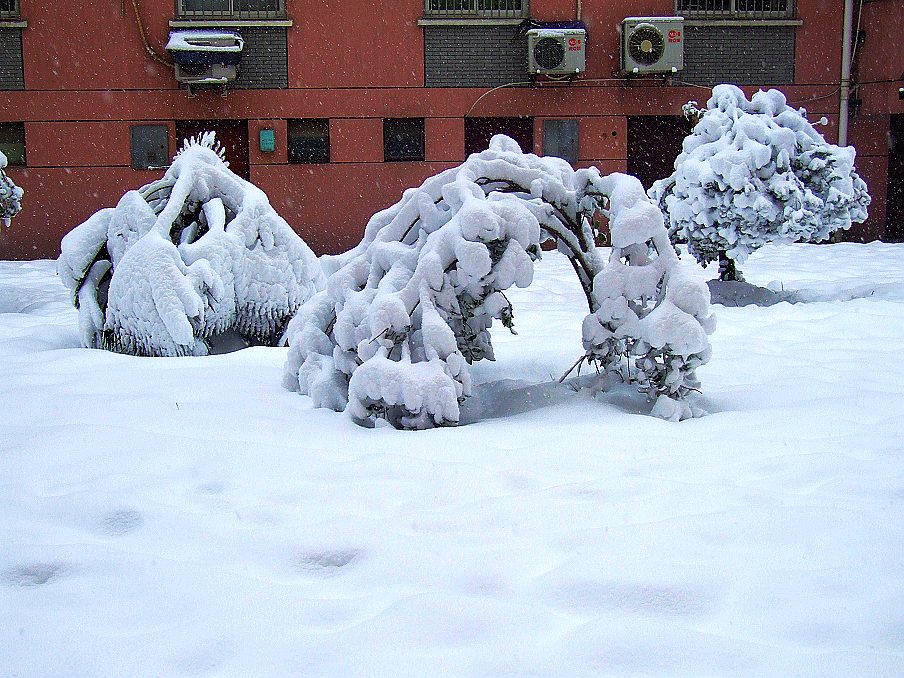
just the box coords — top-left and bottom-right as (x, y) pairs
(132, 0), (173, 67)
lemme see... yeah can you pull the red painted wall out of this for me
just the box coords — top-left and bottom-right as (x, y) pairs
(0, 0), (897, 258)
(253, 162), (452, 254)
(289, 1), (423, 88)
(21, 0), (173, 91)
(26, 122), (134, 168)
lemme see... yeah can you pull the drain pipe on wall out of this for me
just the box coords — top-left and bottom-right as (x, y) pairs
(839, 0), (854, 146)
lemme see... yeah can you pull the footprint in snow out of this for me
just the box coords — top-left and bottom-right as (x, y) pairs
(2, 562), (69, 587)
(99, 509), (143, 537)
(293, 549), (362, 576)
(198, 481), (225, 495)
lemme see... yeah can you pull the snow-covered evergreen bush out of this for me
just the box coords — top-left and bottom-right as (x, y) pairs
(0, 150), (23, 227)
(283, 135), (714, 428)
(58, 132), (324, 357)
(651, 84), (870, 281)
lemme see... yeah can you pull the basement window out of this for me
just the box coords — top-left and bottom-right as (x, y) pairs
(384, 119), (425, 162)
(288, 119), (330, 164)
(0, 123), (25, 166)
(176, 0), (285, 19)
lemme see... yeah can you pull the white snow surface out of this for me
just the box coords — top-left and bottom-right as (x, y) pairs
(2, 242), (904, 676)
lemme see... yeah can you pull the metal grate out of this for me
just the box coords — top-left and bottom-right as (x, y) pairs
(425, 0), (528, 19)
(176, 0), (285, 19)
(676, 0), (793, 18)
(130, 125), (169, 171)
(0, 0), (19, 20)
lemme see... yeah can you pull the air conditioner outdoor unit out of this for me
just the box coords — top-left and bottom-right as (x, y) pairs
(527, 28), (586, 75)
(166, 30), (244, 89)
(620, 17), (683, 76)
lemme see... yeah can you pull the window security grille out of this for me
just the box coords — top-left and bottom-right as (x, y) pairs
(676, 0), (794, 18)
(177, 0), (284, 19)
(425, 0), (528, 19)
(0, 0), (19, 19)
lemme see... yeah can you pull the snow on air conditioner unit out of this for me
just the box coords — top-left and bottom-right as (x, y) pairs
(527, 27), (586, 76)
(166, 30), (244, 90)
(620, 17), (683, 76)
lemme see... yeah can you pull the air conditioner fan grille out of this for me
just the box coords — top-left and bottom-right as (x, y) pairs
(533, 37), (566, 70)
(628, 25), (665, 66)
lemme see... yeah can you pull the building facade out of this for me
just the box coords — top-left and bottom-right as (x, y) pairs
(0, 0), (901, 259)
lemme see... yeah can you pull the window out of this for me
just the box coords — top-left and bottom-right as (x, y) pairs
(384, 119), (425, 162)
(130, 125), (169, 170)
(0, 123), (25, 166)
(0, 0), (19, 19)
(465, 117), (532, 156)
(425, 0), (528, 19)
(177, 0), (284, 19)
(676, 0), (794, 18)
(288, 119), (330, 164)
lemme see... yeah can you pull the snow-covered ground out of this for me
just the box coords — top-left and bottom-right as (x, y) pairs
(1, 242), (902, 676)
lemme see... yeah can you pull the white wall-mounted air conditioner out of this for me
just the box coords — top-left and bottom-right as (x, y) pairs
(620, 17), (683, 76)
(166, 30), (244, 88)
(527, 28), (586, 75)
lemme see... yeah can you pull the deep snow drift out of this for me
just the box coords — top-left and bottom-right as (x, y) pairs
(1, 242), (903, 676)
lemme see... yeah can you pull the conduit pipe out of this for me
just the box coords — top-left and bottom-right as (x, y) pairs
(839, 0), (854, 146)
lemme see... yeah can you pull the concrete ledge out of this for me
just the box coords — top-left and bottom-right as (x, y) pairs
(418, 18), (525, 27)
(169, 19), (293, 28)
(684, 19), (803, 27)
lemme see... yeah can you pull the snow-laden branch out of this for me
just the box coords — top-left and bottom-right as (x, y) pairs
(58, 133), (324, 356)
(284, 136), (714, 428)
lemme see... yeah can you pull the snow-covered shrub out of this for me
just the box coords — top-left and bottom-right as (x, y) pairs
(651, 84), (870, 281)
(0, 150), (23, 227)
(283, 135), (714, 428)
(58, 133), (324, 356)
(581, 173), (715, 422)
